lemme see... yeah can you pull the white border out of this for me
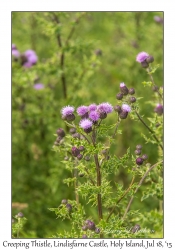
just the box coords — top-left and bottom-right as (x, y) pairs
(0, 0), (175, 248)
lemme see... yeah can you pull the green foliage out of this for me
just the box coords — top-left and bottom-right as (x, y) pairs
(12, 216), (27, 238)
(12, 11), (163, 238)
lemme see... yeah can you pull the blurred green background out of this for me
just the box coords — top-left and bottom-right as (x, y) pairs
(12, 12), (163, 238)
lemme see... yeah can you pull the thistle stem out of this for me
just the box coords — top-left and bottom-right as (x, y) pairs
(147, 67), (163, 101)
(74, 166), (79, 205)
(122, 160), (163, 220)
(92, 129), (103, 237)
(135, 111), (163, 150)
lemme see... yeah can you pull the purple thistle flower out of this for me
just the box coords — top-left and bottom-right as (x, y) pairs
(154, 104), (163, 115)
(12, 49), (20, 58)
(77, 105), (89, 116)
(120, 82), (129, 95)
(79, 119), (92, 133)
(136, 52), (149, 63)
(79, 119), (92, 129)
(12, 44), (17, 50)
(154, 16), (163, 24)
(33, 83), (44, 90)
(122, 104), (131, 113)
(61, 106), (75, 117)
(88, 104), (97, 112)
(120, 82), (126, 88)
(89, 111), (100, 122)
(97, 102), (113, 114)
(23, 50), (38, 67)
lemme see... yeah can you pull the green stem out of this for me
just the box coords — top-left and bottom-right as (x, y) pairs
(135, 111), (163, 150)
(122, 160), (163, 220)
(147, 67), (163, 101)
(92, 129), (103, 238)
(74, 161), (79, 205)
(17, 218), (20, 238)
(106, 176), (135, 222)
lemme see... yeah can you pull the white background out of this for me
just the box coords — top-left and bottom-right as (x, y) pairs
(0, 0), (174, 249)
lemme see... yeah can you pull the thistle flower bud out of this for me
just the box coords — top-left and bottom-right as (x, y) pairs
(78, 146), (85, 152)
(66, 203), (72, 212)
(85, 220), (91, 225)
(136, 145), (142, 150)
(135, 149), (141, 155)
(141, 61), (149, 68)
(56, 128), (65, 137)
(120, 83), (129, 95)
(136, 157), (144, 165)
(129, 97), (136, 103)
(154, 104), (163, 116)
(61, 199), (68, 204)
(77, 154), (83, 160)
(66, 114), (75, 122)
(72, 133), (81, 139)
(95, 228), (100, 234)
(146, 55), (154, 64)
(86, 220), (96, 231)
(99, 112), (107, 119)
(142, 154), (148, 161)
(129, 88), (135, 95)
(69, 128), (76, 134)
(17, 212), (24, 218)
(114, 105), (122, 113)
(84, 156), (90, 161)
(119, 111), (128, 119)
(116, 93), (123, 100)
(71, 147), (80, 157)
(94, 49), (102, 56)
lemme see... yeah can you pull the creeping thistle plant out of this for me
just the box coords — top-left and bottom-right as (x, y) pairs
(50, 52), (163, 239)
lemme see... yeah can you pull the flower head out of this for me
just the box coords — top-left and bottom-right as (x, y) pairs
(154, 16), (163, 24)
(89, 111), (100, 122)
(154, 104), (163, 115)
(23, 50), (38, 67)
(61, 106), (75, 116)
(136, 157), (144, 166)
(88, 104), (97, 112)
(136, 52), (149, 63)
(33, 83), (44, 90)
(12, 49), (20, 58)
(77, 106), (88, 116)
(79, 119), (92, 130)
(97, 102), (113, 114)
(12, 44), (17, 50)
(122, 104), (131, 113)
(71, 146), (80, 157)
(120, 82), (129, 95)
(120, 82), (126, 88)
